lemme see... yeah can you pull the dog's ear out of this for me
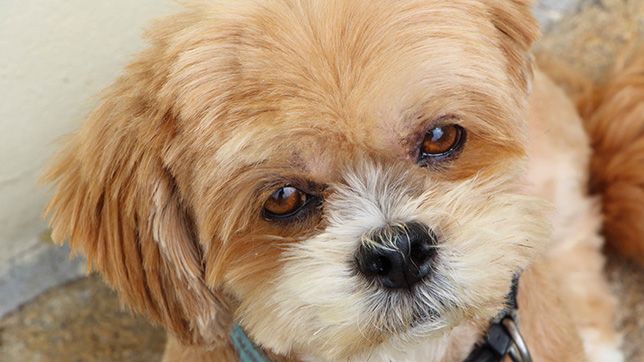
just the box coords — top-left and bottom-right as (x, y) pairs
(487, 0), (539, 93)
(43, 21), (231, 346)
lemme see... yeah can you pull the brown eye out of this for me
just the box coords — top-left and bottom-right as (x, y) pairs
(419, 124), (465, 161)
(263, 186), (310, 220)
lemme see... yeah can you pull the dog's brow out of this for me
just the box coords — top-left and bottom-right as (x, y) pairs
(214, 131), (262, 165)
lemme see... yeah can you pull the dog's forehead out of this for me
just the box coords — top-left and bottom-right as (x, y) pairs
(178, 0), (524, 177)
(223, 0), (509, 122)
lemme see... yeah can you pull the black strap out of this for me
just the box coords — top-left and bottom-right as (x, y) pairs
(463, 274), (523, 362)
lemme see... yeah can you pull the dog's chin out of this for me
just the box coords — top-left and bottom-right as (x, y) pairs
(358, 276), (508, 349)
(374, 288), (444, 333)
(346, 294), (497, 362)
(241, 266), (512, 361)
(352, 282), (466, 344)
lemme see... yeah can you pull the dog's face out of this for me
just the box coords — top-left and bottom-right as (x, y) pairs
(46, 0), (547, 360)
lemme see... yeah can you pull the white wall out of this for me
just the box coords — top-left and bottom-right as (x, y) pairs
(0, 0), (176, 263)
(0, 0), (176, 315)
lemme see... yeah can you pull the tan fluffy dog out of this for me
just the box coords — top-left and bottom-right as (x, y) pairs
(44, 1), (644, 361)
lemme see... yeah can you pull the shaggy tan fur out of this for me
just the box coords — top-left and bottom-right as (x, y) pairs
(578, 54), (644, 266)
(43, 1), (641, 361)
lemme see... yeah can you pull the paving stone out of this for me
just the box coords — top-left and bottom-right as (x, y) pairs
(0, 242), (85, 318)
(0, 276), (165, 362)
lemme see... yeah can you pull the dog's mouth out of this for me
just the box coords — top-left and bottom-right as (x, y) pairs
(367, 285), (449, 335)
(409, 306), (439, 328)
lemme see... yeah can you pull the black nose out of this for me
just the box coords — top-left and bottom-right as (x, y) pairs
(355, 222), (437, 289)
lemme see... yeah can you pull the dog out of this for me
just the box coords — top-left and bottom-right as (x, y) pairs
(44, 1), (644, 361)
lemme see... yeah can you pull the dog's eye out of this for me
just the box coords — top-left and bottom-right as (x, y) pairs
(418, 124), (465, 162)
(263, 186), (311, 220)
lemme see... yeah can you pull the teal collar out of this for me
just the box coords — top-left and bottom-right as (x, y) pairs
(230, 324), (271, 362)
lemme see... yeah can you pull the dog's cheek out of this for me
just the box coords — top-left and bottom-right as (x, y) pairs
(429, 189), (549, 321)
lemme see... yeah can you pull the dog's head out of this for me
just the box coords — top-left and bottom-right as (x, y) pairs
(45, 0), (548, 360)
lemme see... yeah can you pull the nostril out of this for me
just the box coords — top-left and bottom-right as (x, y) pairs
(410, 240), (435, 266)
(367, 255), (391, 276)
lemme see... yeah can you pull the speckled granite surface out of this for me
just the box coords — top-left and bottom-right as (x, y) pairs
(0, 276), (166, 362)
(537, 0), (644, 84)
(605, 253), (644, 362)
(1, 1), (642, 361)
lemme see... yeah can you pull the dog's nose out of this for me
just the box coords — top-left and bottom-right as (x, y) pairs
(355, 222), (437, 289)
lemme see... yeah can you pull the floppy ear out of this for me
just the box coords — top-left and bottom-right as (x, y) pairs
(487, 0), (539, 93)
(43, 22), (231, 346)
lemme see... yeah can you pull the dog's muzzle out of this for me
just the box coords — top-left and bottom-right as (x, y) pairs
(229, 269), (533, 362)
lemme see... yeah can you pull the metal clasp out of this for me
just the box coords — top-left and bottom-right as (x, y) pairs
(502, 317), (532, 362)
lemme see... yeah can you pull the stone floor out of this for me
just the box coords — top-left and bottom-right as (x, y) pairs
(536, 0), (644, 92)
(1, 1), (642, 361)
(605, 253), (644, 362)
(0, 276), (166, 362)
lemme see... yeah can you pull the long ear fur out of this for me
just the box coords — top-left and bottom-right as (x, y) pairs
(43, 12), (231, 346)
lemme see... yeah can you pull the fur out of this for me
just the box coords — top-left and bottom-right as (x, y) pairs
(43, 1), (642, 361)
(578, 54), (644, 266)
